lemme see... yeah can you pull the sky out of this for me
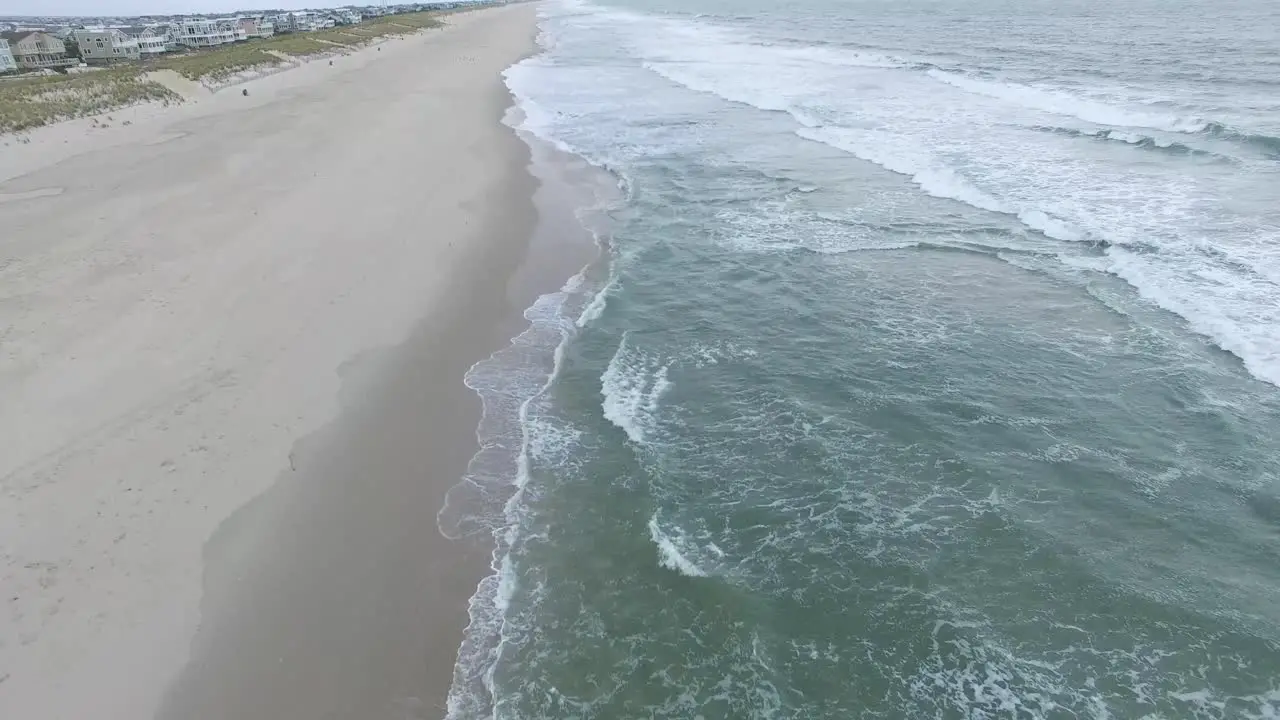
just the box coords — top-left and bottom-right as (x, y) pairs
(1, 0), (361, 15)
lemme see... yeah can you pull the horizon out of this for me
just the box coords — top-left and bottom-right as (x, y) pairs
(0, 1), (398, 17)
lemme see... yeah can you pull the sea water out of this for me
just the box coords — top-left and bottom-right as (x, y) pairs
(444, 0), (1280, 716)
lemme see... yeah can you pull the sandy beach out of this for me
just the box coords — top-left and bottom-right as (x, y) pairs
(0, 4), (560, 718)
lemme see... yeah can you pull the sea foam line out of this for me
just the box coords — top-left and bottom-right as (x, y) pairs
(443, 49), (616, 720)
(440, 276), (578, 720)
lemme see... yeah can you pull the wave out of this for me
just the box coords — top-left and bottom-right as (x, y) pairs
(792, 125), (1280, 387)
(1028, 124), (1217, 157)
(1200, 121), (1280, 157)
(576, 278), (609, 327)
(619, 0), (1280, 167)
(503, 58), (638, 200)
(443, 38), (618, 715)
(534, 0), (1280, 395)
(932, 71), (1280, 156)
(799, 127), (1006, 213)
(1031, 123), (1280, 160)
(795, 126), (1089, 244)
(601, 333), (673, 444)
(441, 278), (584, 720)
(926, 70), (1213, 133)
(576, 273), (613, 327)
(1104, 249), (1280, 388)
(648, 513), (708, 577)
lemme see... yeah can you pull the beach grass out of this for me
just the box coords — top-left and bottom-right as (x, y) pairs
(0, 69), (179, 134)
(0, 11), (448, 132)
(148, 12), (445, 82)
(152, 47), (281, 81)
(378, 13), (446, 30)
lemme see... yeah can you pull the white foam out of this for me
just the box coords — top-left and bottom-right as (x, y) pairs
(591, 2), (1279, 393)
(443, 279), (582, 720)
(576, 275), (612, 327)
(1017, 209), (1088, 243)
(926, 70), (1211, 134)
(601, 334), (672, 444)
(442, 81), (607, 715)
(795, 127), (1001, 211)
(648, 513), (708, 577)
(503, 61), (587, 160)
(1106, 247), (1280, 387)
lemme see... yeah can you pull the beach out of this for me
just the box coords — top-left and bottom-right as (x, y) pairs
(0, 4), (562, 719)
(7, 0), (1280, 716)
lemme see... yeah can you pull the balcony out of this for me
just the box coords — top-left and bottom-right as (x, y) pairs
(20, 53), (76, 69)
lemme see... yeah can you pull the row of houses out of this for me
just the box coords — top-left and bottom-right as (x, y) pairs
(0, 8), (376, 72)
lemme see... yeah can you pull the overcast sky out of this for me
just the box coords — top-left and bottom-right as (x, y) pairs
(2, 0), (358, 15)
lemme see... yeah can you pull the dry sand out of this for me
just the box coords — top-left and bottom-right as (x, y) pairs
(0, 4), (550, 718)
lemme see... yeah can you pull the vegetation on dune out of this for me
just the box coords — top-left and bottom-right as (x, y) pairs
(0, 69), (178, 134)
(380, 12), (445, 30)
(152, 46), (281, 81)
(0, 11), (446, 133)
(267, 34), (349, 55)
(148, 11), (445, 81)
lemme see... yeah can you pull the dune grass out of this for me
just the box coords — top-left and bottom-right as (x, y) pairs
(146, 12), (445, 83)
(152, 46), (281, 81)
(0, 11), (449, 132)
(377, 12), (446, 30)
(269, 34), (349, 55)
(0, 69), (179, 134)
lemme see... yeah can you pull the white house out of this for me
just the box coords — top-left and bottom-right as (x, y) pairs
(0, 38), (16, 73)
(216, 18), (246, 42)
(176, 19), (218, 47)
(332, 9), (362, 25)
(138, 25), (175, 54)
(176, 18), (236, 48)
(267, 13), (293, 33)
(238, 16), (274, 39)
(288, 11), (325, 33)
(122, 25), (171, 56)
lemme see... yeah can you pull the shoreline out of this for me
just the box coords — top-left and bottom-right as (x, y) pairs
(440, 115), (616, 717)
(0, 5), (560, 718)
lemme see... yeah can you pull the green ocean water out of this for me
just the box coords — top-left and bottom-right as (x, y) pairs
(443, 0), (1280, 717)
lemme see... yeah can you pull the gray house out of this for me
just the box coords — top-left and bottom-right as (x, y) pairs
(0, 31), (75, 70)
(72, 28), (141, 65)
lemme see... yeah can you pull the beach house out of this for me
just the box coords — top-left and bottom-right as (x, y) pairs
(175, 18), (235, 48)
(333, 9), (363, 25)
(238, 16), (275, 39)
(219, 18), (247, 43)
(73, 28), (141, 64)
(0, 38), (16, 73)
(267, 13), (292, 33)
(131, 25), (175, 56)
(0, 31), (75, 70)
(287, 11), (325, 33)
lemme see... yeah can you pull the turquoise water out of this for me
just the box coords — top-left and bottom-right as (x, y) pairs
(444, 0), (1280, 716)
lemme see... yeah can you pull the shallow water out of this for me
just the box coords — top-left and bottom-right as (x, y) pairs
(446, 0), (1280, 716)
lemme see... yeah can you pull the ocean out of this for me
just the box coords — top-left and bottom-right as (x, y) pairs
(442, 0), (1280, 717)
